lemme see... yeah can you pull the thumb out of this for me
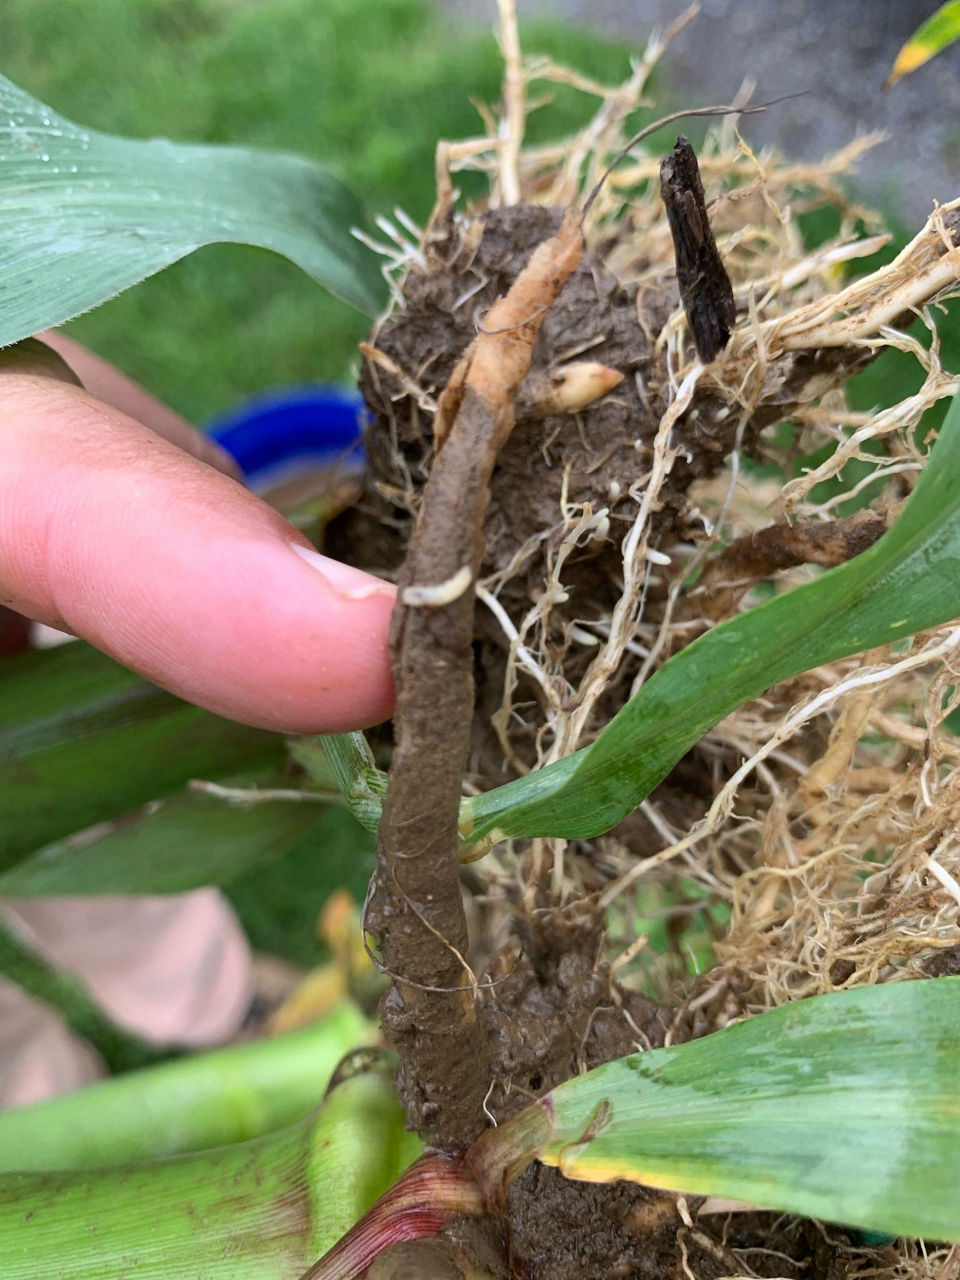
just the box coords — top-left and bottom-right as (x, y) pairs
(0, 368), (395, 733)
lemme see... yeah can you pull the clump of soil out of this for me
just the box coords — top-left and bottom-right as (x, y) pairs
(501, 1168), (863, 1280)
(505, 1170), (696, 1280)
(477, 902), (670, 1126)
(346, 190), (892, 788)
(360, 200), (715, 562)
(350, 200), (760, 781)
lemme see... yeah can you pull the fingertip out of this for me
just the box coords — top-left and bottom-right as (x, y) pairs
(0, 380), (396, 732)
(66, 503), (399, 734)
(169, 534), (398, 732)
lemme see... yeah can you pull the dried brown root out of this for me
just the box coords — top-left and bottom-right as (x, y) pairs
(689, 507), (892, 622)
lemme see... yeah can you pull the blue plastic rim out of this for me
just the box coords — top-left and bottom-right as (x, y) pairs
(207, 384), (366, 489)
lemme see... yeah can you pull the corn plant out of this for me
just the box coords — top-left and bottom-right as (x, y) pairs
(1, 25), (960, 1280)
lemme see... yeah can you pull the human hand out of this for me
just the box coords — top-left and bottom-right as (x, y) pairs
(0, 335), (395, 733)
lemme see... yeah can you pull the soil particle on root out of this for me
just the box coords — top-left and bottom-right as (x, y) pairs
(357, 198), (740, 560)
(368, 210), (589, 1151)
(440, 1162), (870, 1280)
(720, 1212), (862, 1280)
(443, 1213), (514, 1280)
(505, 1167), (693, 1280)
(924, 944), (960, 977)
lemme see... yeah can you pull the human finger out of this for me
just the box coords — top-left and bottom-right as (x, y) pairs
(0, 371), (395, 732)
(38, 331), (242, 479)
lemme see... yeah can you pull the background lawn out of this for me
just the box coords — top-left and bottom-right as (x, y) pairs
(0, 0), (638, 424)
(2, 0), (953, 432)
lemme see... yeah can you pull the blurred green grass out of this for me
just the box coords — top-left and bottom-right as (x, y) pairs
(4, 0), (951, 429)
(0, 0), (637, 423)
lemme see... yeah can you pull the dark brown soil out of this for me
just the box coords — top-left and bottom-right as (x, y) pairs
(505, 1168), (694, 1280)
(365, 210), (590, 1151)
(478, 902), (670, 1127)
(358, 202), (746, 557)
(437, 1168), (870, 1280)
(366, 1237), (476, 1278)
(924, 944), (960, 977)
(501, 1168), (865, 1280)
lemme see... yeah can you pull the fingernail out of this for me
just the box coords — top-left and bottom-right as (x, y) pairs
(290, 542), (396, 601)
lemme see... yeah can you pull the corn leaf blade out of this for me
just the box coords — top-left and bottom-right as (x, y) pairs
(471, 979), (960, 1240)
(0, 73), (385, 345)
(0, 1003), (373, 1171)
(887, 2), (960, 87)
(0, 776), (332, 895)
(0, 641), (280, 866)
(463, 391), (960, 845)
(0, 1063), (420, 1280)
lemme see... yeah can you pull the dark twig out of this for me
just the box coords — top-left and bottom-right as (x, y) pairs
(660, 134), (737, 362)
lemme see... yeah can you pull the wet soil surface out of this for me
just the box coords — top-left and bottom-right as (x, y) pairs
(479, 904), (670, 1127)
(499, 1168), (861, 1280)
(357, 202), (758, 567)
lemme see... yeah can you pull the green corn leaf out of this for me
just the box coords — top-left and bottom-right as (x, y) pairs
(0, 641), (280, 867)
(0, 774), (334, 896)
(887, 2), (960, 87)
(0, 912), (159, 1074)
(0, 72), (386, 347)
(462, 390), (960, 846)
(225, 805), (378, 966)
(0, 1001), (373, 1171)
(294, 733), (388, 836)
(308, 1069), (425, 1262)
(470, 978), (960, 1240)
(1, 1126), (318, 1280)
(0, 1062), (421, 1280)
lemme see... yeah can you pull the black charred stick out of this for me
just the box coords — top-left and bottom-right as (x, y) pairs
(660, 135), (736, 363)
